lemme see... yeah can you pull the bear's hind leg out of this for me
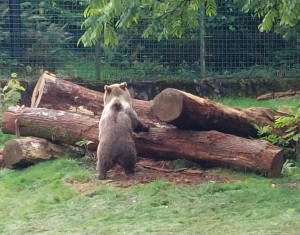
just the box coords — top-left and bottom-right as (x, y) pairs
(97, 157), (115, 180)
(118, 154), (136, 175)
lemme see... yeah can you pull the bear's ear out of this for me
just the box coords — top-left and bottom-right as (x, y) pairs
(104, 85), (112, 93)
(119, 82), (127, 90)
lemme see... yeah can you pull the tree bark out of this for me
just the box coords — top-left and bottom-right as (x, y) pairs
(2, 137), (85, 169)
(257, 90), (300, 100)
(2, 106), (284, 177)
(2, 106), (100, 150)
(135, 128), (284, 178)
(31, 73), (104, 116)
(150, 88), (288, 138)
(30, 72), (159, 126)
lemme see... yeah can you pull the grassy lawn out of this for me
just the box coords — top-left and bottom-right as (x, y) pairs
(0, 97), (299, 234)
(217, 96), (300, 111)
(0, 158), (300, 235)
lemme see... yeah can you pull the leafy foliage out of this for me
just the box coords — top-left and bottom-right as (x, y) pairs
(0, 0), (87, 77)
(241, 0), (300, 37)
(1, 0), (300, 79)
(79, 0), (218, 46)
(79, 0), (300, 46)
(0, 74), (25, 125)
(255, 107), (300, 160)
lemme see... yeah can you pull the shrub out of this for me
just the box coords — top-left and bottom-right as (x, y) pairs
(255, 107), (300, 160)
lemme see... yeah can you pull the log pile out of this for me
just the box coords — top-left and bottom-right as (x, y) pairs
(1, 72), (288, 177)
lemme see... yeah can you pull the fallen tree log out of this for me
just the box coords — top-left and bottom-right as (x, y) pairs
(31, 72), (103, 116)
(2, 106), (99, 150)
(2, 106), (284, 177)
(150, 88), (288, 138)
(257, 90), (300, 100)
(30, 72), (159, 126)
(2, 137), (85, 169)
(135, 128), (284, 178)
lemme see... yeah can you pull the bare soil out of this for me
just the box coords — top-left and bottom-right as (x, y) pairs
(95, 158), (238, 188)
(66, 157), (238, 195)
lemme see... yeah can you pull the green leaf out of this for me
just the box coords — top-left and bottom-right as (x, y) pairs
(258, 9), (277, 32)
(205, 0), (217, 16)
(104, 24), (118, 46)
(292, 134), (300, 141)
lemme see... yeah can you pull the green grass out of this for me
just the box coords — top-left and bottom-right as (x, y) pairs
(56, 58), (198, 82)
(217, 97), (300, 111)
(1, 97), (300, 234)
(0, 129), (15, 148)
(0, 158), (300, 235)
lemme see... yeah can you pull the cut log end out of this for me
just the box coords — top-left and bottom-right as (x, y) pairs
(3, 139), (25, 168)
(267, 149), (285, 178)
(31, 73), (55, 108)
(150, 88), (183, 122)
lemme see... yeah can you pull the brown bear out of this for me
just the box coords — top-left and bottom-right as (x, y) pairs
(96, 82), (149, 180)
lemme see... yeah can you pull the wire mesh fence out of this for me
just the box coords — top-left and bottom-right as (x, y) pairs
(1, 0), (299, 81)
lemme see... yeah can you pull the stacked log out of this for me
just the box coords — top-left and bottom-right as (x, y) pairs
(3, 137), (85, 169)
(0, 72), (288, 177)
(30, 73), (160, 126)
(150, 88), (288, 138)
(2, 106), (99, 150)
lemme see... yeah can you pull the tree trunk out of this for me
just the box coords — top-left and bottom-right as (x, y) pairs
(2, 137), (85, 169)
(30, 72), (159, 126)
(150, 88), (288, 138)
(2, 106), (284, 177)
(257, 90), (300, 100)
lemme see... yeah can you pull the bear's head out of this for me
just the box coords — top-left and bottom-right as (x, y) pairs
(104, 82), (132, 106)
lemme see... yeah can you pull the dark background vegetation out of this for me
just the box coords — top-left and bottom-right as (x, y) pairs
(1, 0), (300, 81)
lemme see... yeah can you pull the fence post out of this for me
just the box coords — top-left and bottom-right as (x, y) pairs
(199, 4), (206, 78)
(95, 42), (101, 80)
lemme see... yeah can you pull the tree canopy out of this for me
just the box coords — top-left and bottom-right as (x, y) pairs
(242, 0), (300, 37)
(78, 0), (300, 47)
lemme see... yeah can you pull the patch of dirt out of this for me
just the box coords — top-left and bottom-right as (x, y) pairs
(67, 158), (238, 192)
(108, 158), (237, 188)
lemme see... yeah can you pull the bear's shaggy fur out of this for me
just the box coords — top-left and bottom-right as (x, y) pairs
(96, 82), (148, 180)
